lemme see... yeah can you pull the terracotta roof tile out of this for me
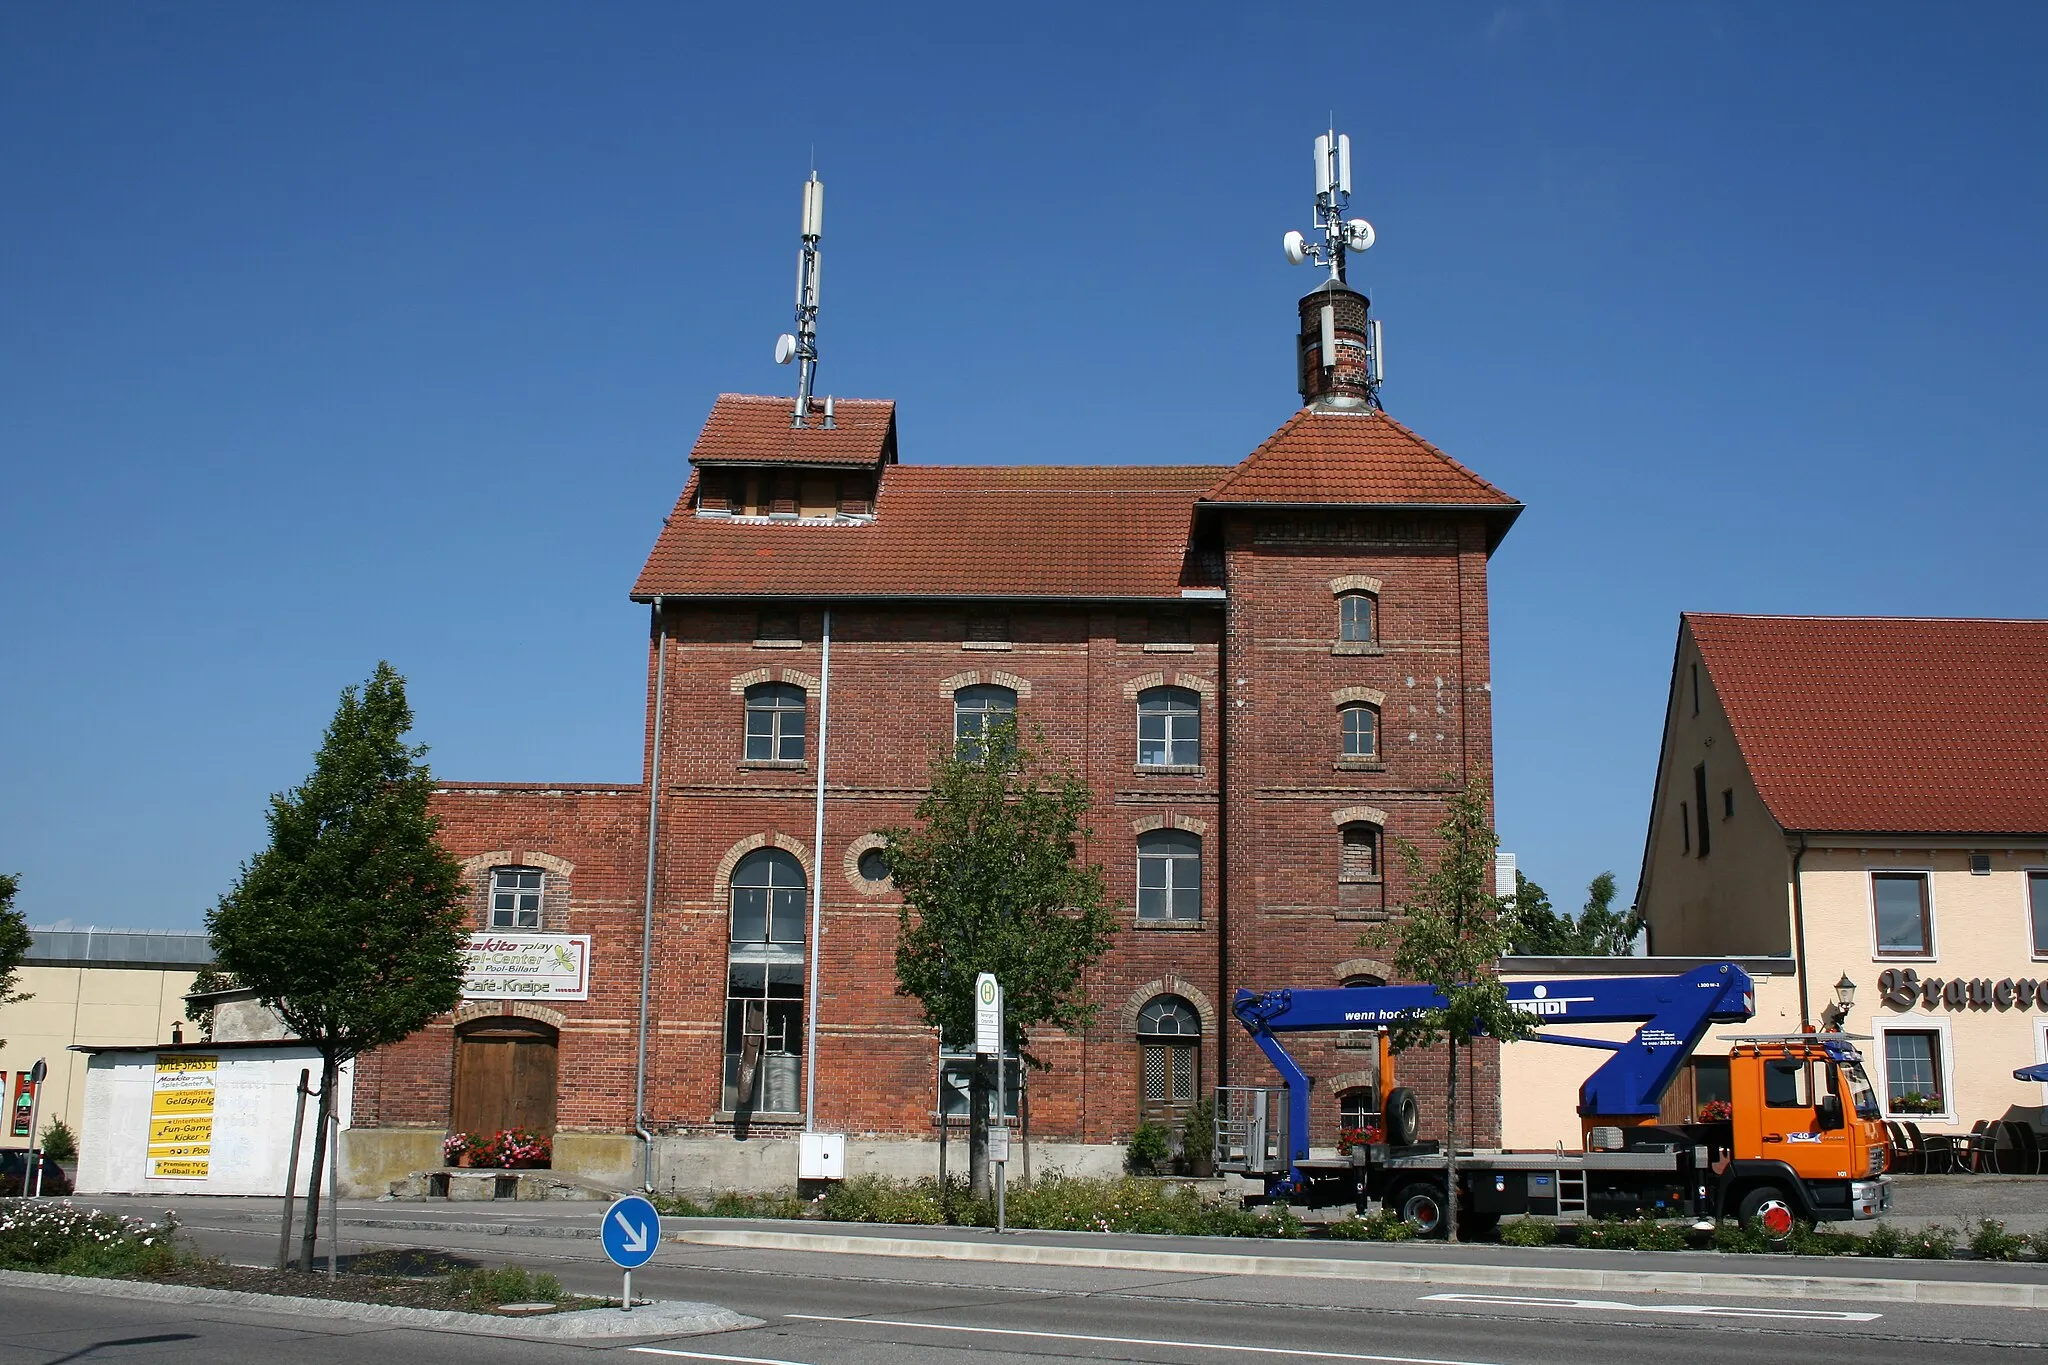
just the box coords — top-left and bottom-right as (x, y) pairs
(1690, 613), (2048, 836)
(1201, 406), (1519, 510)
(688, 393), (896, 467)
(634, 464), (1230, 600)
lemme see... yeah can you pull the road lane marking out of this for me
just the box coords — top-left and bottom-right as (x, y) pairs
(783, 1314), (1510, 1363)
(1419, 1293), (1880, 1322)
(630, 1350), (815, 1365)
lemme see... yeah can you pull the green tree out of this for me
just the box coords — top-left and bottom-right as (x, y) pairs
(883, 715), (1118, 1200)
(1506, 870), (1643, 956)
(208, 663), (467, 1271)
(1374, 772), (1536, 1241)
(0, 873), (33, 1050)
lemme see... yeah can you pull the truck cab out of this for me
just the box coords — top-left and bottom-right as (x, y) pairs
(1716, 1035), (1889, 1231)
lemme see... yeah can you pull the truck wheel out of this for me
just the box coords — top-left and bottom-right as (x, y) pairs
(1383, 1088), (1421, 1146)
(1388, 1180), (1448, 1237)
(1737, 1185), (1796, 1240)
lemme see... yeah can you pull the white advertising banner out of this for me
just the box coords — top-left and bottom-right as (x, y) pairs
(462, 934), (591, 1002)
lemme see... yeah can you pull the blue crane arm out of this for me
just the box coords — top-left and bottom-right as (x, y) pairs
(1230, 962), (1755, 1191)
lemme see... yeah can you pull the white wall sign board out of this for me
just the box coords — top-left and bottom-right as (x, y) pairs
(974, 973), (1002, 1057)
(462, 934), (591, 1001)
(77, 1046), (345, 1197)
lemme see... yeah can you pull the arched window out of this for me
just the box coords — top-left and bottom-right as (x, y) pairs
(1339, 823), (1379, 882)
(489, 867), (544, 930)
(954, 684), (1017, 754)
(1338, 592), (1376, 644)
(1137, 830), (1201, 923)
(1137, 995), (1201, 1122)
(1341, 703), (1378, 760)
(1342, 973), (1387, 989)
(724, 849), (806, 1113)
(744, 682), (807, 762)
(1136, 686), (1200, 768)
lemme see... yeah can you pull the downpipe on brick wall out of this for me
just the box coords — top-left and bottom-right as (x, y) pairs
(635, 596), (666, 1191)
(804, 608), (832, 1130)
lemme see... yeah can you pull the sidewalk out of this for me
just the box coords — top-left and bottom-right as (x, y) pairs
(64, 1193), (2048, 1310)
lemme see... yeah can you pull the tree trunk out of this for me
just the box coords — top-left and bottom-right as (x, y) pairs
(1443, 1038), (1461, 1244)
(299, 1053), (337, 1272)
(968, 1057), (990, 1202)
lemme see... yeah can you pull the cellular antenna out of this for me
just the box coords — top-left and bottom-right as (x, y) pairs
(773, 171), (826, 427)
(1281, 127), (1384, 408)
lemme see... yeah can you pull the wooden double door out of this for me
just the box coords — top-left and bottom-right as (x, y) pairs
(452, 1018), (559, 1136)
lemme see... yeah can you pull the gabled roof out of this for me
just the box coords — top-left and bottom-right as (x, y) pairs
(634, 464), (1229, 601)
(1200, 406), (1520, 529)
(1689, 613), (2048, 836)
(688, 393), (896, 467)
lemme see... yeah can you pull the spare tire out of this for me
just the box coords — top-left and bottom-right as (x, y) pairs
(1383, 1087), (1420, 1146)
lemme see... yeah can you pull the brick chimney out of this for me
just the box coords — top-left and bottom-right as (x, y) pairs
(1296, 279), (1376, 409)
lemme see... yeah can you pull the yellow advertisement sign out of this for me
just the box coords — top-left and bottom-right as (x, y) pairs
(147, 1053), (217, 1180)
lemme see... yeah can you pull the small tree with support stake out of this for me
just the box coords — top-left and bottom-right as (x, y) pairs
(883, 714), (1117, 1202)
(1372, 771), (1535, 1242)
(208, 662), (468, 1270)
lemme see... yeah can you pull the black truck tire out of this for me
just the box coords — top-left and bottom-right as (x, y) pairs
(1737, 1184), (1796, 1240)
(1383, 1087), (1421, 1146)
(1387, 1179), (1448, 1237)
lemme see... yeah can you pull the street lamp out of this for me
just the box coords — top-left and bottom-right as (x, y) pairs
(1822, 974), (1856, 1030)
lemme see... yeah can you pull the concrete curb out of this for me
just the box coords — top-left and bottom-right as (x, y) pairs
(671, 1228), (2048, 1310)
(0, 1268), (761, 1339)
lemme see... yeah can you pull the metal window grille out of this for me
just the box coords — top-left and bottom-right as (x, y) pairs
(1172, 1047), (1194, 1103)
(1137, 831), (1201, 921)
(1142, 1046), (1169, 1103)
(490, 868), (544, 930)
(744, 683), (807, 761)
(1341, 704), (1377, 758)
(1137, 687), (1200, 767)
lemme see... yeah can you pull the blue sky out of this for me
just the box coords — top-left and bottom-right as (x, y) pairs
(4, 4), (2044, 932)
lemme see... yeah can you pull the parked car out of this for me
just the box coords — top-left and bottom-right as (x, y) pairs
(0, 1148), (74, 1196)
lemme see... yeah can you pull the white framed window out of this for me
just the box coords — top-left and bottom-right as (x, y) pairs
(953, 684), (1017, 756)
(1871, 1016), (1953, 1123)
(723, 848), (806, 1114)
(1337, 593), (1376, 644)
(1339, 1089), (1380, 1129)
(1340, 703), (1378, 760)
(2028, 869), (2048, 960)
(489, 867), (544, 930)
(1137, 830), (1201, 922)
(743, 682), (807, 762)
(1869, 869), (1936, 959)
(1137, 686), (1200, 768)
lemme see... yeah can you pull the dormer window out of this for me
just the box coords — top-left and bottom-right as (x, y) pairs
(696, 469), (878, 521)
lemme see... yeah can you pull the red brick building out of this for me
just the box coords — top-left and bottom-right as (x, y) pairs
(347, 279), (1522, 1195)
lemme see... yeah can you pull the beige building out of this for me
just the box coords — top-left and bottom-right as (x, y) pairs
(0, 928), (210, 1150)
(1637, 614), (2048, 1139)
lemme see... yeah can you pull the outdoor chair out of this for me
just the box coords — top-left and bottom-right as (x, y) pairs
(1884, 1121), (1923, 1174)
(1996, 1120), (2044, 1175)
(1904, 1121), (1959, 1174)
(1958, 1120), (2002, 1173)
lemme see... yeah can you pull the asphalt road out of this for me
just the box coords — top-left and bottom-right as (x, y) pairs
(4, 1202), (2037, 1364)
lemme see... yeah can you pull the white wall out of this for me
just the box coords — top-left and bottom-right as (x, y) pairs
(76, 1047), (352, 1197)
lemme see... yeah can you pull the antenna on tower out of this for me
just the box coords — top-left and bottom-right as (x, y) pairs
(1281, 127), (1384, 406)
(773, 170), (825, 427)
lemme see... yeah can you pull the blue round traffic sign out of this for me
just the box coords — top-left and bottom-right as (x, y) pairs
(601, 1194), (660, 1269)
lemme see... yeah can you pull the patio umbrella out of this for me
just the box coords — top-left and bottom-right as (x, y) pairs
(2013, 1062), (2048, 1083)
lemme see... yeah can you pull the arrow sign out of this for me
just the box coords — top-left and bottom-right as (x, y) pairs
(601, 1194), (659, 1269)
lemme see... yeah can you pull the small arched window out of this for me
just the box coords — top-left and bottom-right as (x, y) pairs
(1341, 703), (1378, 760)
(744, 683), (807, 762)
(1342, 973), (1387, 989)
(1339, 1088), (1381, 1130)
(1137, 830), (1201, 923)
(1339, 824), (1380, 883)
(1137, 996), (1202, 1037)
(490, 867), (545, 930)
(953, 683), (1017, 750)
(1136, 686), (1200, 768)
(1338, 593), (1376, 644)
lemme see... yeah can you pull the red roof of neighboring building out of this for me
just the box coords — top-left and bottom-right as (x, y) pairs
(1689, 613), (2048, 836)
(688, 393), (897, 466)
(1201, 406), (1519, 511)
(634, 464), (1230, 600)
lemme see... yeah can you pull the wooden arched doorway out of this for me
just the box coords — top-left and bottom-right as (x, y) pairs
(452, 1017), (559, 1136)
